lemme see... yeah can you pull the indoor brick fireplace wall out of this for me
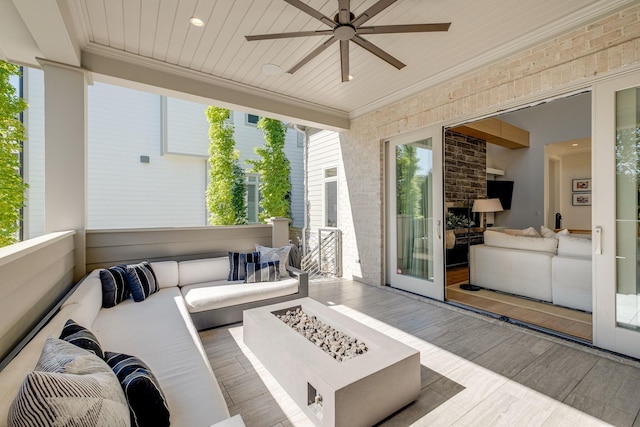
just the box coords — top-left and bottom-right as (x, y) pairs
(444, 130), (487, 207)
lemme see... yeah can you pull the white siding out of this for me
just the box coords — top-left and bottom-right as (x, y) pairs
(87, 83), (207, 229)
(164, 97), (209, 156)
(308, 130), (341, 234)
(23, 67), (45, 239)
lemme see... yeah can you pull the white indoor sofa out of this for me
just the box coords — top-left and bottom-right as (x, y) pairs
(0, 255), (308, 426)
(470, 230), (592, 311)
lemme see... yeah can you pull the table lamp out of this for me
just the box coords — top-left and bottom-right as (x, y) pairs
(472, 198), (503, 228)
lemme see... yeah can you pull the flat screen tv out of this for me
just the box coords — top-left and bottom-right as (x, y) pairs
(487, 180), (514, 210)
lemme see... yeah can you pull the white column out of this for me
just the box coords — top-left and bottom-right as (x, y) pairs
(41, 61), (88, 280)
(269, 217), (290, 248)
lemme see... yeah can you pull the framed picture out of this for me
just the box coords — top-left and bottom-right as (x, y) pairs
(572, 178), (591, 192)
(572, 193), (591, 206)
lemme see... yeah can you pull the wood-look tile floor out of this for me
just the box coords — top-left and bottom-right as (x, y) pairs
(200, 280), (640, 427)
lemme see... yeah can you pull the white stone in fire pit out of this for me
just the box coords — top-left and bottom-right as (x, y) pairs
(243, 298), (420, 427)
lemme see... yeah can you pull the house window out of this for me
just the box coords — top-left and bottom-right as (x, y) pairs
(247, 174), (260, 223)
(324, 167), (338, 227)
(246, 114), (260, 126)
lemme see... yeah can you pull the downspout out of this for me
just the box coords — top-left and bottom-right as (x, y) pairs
(292, 124), (308, 255)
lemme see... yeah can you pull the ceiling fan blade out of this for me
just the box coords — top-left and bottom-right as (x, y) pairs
(357, 23), (451, 34)
(340, 40), (349, 82)
(352, 35), (405, 69)
(352, 0), (398, 27)
(338, 0), (351, 24)
(288, 36), (338, 74)
(246, 30), (333, 41)
(283, 0), (336, 28)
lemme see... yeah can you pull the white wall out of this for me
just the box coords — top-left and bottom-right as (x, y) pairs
(560, 150), (592, 229)
(23, 68), (45, 239)
(486, 92), (591, 229)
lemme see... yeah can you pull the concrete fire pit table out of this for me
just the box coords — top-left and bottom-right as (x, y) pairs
(243, 298), (420, 427)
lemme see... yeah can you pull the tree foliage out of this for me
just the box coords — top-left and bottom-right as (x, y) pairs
(0, 61), (28, 247)
(247, 118), (291, 222)
(205, 107), (246, 225)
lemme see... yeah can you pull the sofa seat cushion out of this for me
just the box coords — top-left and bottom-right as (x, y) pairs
(484, 230), (558, 254)
(90, 288), (230, 426)
(181, 278), (299, 313)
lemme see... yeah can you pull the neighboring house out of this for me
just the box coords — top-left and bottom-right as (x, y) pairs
(20, 71), (304, 236)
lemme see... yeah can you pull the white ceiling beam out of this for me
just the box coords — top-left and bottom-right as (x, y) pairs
(0, 0), (41, 65)
(11, 0), (81, 67)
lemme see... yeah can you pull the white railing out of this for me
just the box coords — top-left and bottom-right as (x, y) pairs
(302, 228), (342, 278)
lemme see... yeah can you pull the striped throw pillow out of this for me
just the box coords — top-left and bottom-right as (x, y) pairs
(125, 261), (159, 302)
(228, 251), (260, 281)
(99, 264), (130, 308)
(104, 352), (170, 427)
(59, 319), (104, 359)
(245, 261), (280, 283)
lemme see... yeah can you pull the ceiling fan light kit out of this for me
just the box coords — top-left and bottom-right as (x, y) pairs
(245, 0), (451, 83)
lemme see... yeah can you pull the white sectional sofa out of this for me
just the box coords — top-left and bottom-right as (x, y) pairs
(0, 254), (308, 426)
(470, 230), (592, 311)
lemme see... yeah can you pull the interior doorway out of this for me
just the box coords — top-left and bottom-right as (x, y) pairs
(443, 92), (593, 342)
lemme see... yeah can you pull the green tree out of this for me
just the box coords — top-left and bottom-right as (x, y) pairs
(0, 61), (28, 247)
(247, 118), (291, 222)
(205, 107), (246, 225)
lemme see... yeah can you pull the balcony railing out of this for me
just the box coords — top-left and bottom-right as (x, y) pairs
(302, 228), (342, 279)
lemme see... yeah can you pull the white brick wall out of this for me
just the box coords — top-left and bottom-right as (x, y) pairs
(337, 4), (640, 286)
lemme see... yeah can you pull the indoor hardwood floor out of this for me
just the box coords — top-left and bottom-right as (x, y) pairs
(200, 279), (640, 427)
(446, 266), (593, 341)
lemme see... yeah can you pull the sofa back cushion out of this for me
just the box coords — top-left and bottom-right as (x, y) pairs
(484, 230), (558, 254)
(557, 235), (592, 257)
(149, 261), (179, 288)
(178, 257), (229, 287)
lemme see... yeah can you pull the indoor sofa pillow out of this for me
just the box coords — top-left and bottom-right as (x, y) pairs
(8, 337), (129, 427)
(245, 261), (280, 283)
(59, 318), (104, 359)
(125, 261), (159, 302)
(540, 225), (569, 239)
(228, 251), (260, 281)
(504, 226), (540, 237)
(99, 264), (130, 308)
(104, 352), (170, 427)
(256, 243), (291, 278)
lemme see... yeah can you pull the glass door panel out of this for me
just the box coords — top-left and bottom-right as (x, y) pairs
(386, 127), (444, 299)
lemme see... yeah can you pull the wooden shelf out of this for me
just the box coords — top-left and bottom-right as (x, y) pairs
(451, 118), (529, 149)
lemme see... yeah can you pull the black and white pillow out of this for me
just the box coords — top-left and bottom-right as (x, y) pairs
(125, 261), (159, 302)
(104, 352), (170, 427)
(99, 264), (130, 308)
(245, 261), (280, 283)
(256, 244), (291, 278)
(228, 251), (260, 281)
(59, 319), (104, 359)
(8, 337), (129, 427)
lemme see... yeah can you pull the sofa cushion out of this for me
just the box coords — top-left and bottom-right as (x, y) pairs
(504, 227), (540, 237)
(126, 261), (159, 302)
(245, 261), (280, 283)
(178, 257), (230, 287)
(256, 244), (291, 278)
(105, 351), (170, 427)
(8, 337), (129, 427)
(557, 235), (592, 257)
(59, 319), (104, 359)
(228, 251), (260, 281)
(149, 261), (179, 289)
(100, 264), (130, 308)
(484, 230), (558, 254)
(181, 278), (300, 313)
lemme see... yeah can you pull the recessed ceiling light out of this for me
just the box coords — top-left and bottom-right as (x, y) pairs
(348, 75), (354, 81)
(572, 143), (579, 146)
(261, 63), (282, 75)
(190, 17), (204, 27)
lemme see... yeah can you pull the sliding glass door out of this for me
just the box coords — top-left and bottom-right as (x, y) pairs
(385, 127), (444, 299)
(593, 71), (640, 358)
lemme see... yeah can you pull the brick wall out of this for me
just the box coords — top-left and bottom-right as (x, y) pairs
(444, 131), (487, 206)
(336, 5), (640, 286)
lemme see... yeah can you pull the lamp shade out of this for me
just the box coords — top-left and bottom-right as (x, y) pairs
(472, 198), (503, 213)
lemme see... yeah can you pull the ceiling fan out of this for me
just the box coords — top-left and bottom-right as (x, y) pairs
(245, 0), (451, 82)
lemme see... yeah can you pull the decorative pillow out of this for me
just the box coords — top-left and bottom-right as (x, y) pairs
(99, 264), (130, 308)
(8, 337), (129, 427)
(104, 352), (170, 427)
(504, 227), (540, 238)
(228, 251), (260, 281)
(540, 225), (569, 239)
(255, 244), (291, 278)
(245, 261), (280, 283)
(125, 261), (159, 302)
(59, 319), (104, 359)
